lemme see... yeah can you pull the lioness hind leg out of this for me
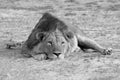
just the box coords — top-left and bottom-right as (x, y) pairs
(77, 35), (112, 55)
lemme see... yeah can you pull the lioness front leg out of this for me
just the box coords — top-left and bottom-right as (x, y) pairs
(6, 41), (24, 49)
(77, 35), (112, 55)
(32, 54), (47, 61)
(21, 43), (47, 60)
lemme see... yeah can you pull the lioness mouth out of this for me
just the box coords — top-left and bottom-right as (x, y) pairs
(53, 53), (61, 57)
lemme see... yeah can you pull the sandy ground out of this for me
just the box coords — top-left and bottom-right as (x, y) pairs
(0, 0), (120, 80)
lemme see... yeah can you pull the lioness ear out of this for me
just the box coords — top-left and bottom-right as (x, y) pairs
(66, 31), (74, 39)
(36, 32), (46, 41)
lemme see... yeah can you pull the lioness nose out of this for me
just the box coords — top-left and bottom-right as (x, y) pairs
(53, 52), (61, 57)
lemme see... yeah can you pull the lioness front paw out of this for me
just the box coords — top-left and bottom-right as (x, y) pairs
(6, 41), (24, 49)
(6, 43), (16, 49)
(102, 48), (112, 55)
(33, 54), (47, 61)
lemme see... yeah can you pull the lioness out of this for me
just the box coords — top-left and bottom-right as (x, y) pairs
(6, 13), (112, 60)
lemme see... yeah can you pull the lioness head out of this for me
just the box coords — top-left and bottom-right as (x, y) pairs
(32, 29), (78, 59)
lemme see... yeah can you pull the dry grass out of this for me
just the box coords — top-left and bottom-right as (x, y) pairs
(0, 0), (120, 80)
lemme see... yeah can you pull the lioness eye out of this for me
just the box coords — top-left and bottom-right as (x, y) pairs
(62, 42), (65, 44)
(47, 41), (52, 46)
